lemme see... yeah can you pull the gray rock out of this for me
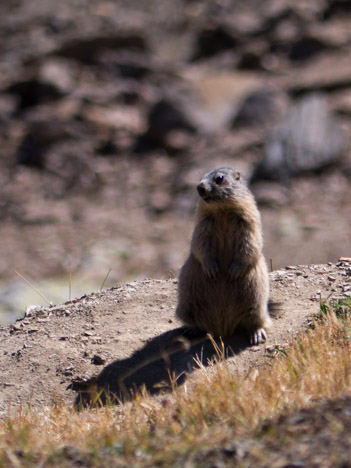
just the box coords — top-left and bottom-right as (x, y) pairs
(232, 88), (288, 128)
(251, 94), (346, 181)
(191, 25), (237, 61)
(287, 51), (351, 93)
(134, 98), (197, 152)
(52, 33), (148, 64)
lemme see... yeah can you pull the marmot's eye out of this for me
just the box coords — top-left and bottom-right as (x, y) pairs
(215, 175), (224, 184)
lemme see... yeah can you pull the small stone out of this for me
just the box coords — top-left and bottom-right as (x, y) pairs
(91, 355), (106, 365)
(25, 305), (42, 317)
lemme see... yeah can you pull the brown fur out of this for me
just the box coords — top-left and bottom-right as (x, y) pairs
(176, 167), (271, 345)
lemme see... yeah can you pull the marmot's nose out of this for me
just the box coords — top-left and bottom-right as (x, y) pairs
(197, 183), (207, 197)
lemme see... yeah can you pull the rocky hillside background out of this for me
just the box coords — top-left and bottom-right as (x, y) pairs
(0, 0), (351, 322)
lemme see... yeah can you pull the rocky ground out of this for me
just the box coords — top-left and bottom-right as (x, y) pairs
(0, 0), (351, 323)
(0, 261), (350, 415)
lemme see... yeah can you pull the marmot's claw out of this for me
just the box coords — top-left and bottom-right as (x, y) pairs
(229, 261), (243, 280)
(204, 259), (219, 279)
(249, 327), (267, 346)
(208, 268), (219, 279)
(229, 267), (240, 280)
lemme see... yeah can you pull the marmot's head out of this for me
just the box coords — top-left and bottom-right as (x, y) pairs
(197, 167), (249, 205)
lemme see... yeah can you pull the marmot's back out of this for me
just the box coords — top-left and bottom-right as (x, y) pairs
(176, 167), (271, 345)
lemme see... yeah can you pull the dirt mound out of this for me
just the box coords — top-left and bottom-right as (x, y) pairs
(0, 261), (350, 415)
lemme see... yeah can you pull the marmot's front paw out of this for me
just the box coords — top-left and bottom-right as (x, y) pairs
(228, 261), (244, 280)
(249, 327), (267, 346)
(203, 258), (219, 279)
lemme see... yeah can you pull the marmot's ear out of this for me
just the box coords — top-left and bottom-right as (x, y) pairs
(234, 171), (241, 180)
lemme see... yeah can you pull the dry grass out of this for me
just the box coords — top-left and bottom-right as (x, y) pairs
(1, 299), (351, 467)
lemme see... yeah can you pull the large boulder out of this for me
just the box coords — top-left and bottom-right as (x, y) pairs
(251, 94), (346, 182)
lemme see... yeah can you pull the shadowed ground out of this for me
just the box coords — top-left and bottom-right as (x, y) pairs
(0, 263), (350, 415)
(71, 327), (250, 406)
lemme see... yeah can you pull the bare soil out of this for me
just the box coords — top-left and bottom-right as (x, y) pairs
(0, 261), (350, 416)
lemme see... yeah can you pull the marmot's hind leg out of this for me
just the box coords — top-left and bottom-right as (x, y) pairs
(182, 326), (207, 340)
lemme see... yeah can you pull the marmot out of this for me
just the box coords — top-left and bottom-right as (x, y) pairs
(176, 167), (271, 345)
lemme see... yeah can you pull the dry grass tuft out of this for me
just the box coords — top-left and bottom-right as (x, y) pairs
(1, 299), (351, 466)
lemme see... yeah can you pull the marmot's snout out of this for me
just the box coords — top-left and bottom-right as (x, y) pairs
(197, 182), (207, 198)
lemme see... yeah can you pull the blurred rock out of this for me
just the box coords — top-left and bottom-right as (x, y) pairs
(95, 138), (118, 157)
(310, 19), (351, 48)
(332, 89), (351, 116)
(236, 40), (268, 70)
(251, 94), (346, 182)
(228, 9), (266, 37)
(17, 120), (72, 168)
(323, 0), (351, 20)
(97, 50), (152, 79)
(45, 145), (100, 193)
(182, 68), (261, 132)
(7, 78), (64, 112)
(267, 13), (330, 61)
(134, 98), (196, 152)
(288, 50), (351, 93)
(52, 33), (148, 64)
(164, 129), (194, 153)
(38, 58), (76, 94)
(81, 104), (144, 133)
(287, 36), (329, 61)
(191, 24), (237, 61)
(232, 89), (288, 129)
(6, 59), (76, 114)
(251, 181), (290, 207)
(0, 94), (18, 124)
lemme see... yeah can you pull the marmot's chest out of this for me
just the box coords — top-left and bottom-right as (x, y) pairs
(211, 215), (243, 254)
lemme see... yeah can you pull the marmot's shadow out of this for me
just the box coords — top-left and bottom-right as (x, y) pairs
(70, 326), (250, 407)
